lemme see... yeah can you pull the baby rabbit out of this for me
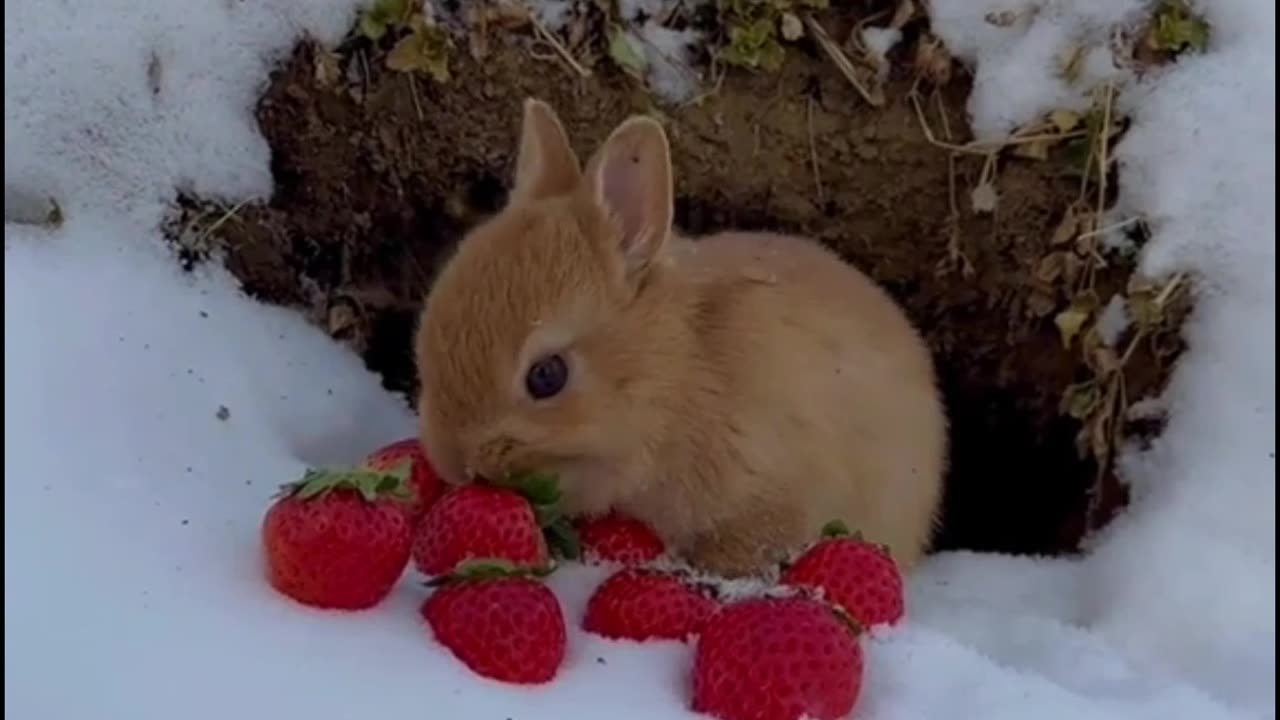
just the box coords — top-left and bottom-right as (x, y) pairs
(414, 99), (947, 578)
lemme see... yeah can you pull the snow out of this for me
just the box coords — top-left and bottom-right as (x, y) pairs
(4, 0), (1274, 719)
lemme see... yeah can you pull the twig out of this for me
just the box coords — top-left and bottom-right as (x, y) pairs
(1095, 84), (1114, 219)
(804, 14), (884, 107)
(529, 13), (591, 78)
(910, 93), (1086, 155)
(195, 198), (251, 246)
(806, 97), (825, 204)
(1077, 215), (1141, 240)
(408, 73), (424, 121)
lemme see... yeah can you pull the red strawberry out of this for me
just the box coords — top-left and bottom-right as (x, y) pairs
(692, 596), (864, 720)
(413, 484), (549, 577)
(576, 512), (666, 566)
(780, 520), (905, 627)
(422, 571), (567, 685)
(262, 466), (414, 610)
(363, 437), (444, 517)
(583, 568), (720, 642)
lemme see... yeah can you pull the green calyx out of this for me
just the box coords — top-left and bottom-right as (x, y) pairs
(276, 461), (415, 504)
(423, 558), (555, 588)
(487, 470), (582, 562)
(820, 519), (852, 539)
(818, 519), (892, 556)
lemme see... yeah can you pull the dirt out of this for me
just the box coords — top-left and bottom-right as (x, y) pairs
(168, 6), (1187, 557)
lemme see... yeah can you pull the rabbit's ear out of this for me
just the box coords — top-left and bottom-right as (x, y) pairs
(583, 115), (673, 277)
(511, 98), (582, 203)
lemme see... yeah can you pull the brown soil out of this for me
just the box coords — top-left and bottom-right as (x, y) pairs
(168, 8), (1184, 557)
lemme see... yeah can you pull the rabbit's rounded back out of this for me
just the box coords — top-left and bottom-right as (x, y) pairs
(415, 99), (946, 576)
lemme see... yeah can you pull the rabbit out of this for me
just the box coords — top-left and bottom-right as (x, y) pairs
(413, 98), (947, 578)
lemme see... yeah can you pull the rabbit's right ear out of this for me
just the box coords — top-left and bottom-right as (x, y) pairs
(510, 98), (581, 203)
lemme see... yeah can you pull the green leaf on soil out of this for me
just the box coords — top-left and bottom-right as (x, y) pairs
(359, 0), (412, 41)
(1060, 380), (1101, 420)
(1148, 0), (1210, 55)
(607, 26), (648, 79)
(386, 16), (452, 83)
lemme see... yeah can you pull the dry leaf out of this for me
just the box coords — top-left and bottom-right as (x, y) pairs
(890, 0), (918, 30)
(327, 302), (360, 337)
(1060, 380), (1101, 420)
(1051, 205), (1085, 246)
(1049, 109), (1081, 132)
(1058, 43), (1088, 85)
(1035, 252), (1067, 283)
(491, 1), (531, 29)
(780, 12), (804, 42)
(914, 35), (953, 86)
(1012, 139), (1051, 161)
(313, 50), (342, 87)
(970, 181), (999, 214)
(1055, 306), (1091, 348)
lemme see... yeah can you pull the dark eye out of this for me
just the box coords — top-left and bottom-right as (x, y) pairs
(525, 354), (568, 400)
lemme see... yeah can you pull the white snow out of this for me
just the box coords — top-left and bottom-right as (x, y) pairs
(1096, 293), (1130, 347)
(4, 0), (1274, 718)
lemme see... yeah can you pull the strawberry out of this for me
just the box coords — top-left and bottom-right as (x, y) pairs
(363, 437), (444, 517)
(422, 566), (567, 685)
(692, 596), (864, 720)
(413, 484), (548, 576)
(262, 466), (414, 610)
(576, 512), (666, 566)
(780, 520), (905, 627)
(583, 568), (720, 642)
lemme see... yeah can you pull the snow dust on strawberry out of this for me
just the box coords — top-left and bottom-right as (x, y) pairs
(583, 568), (720, 642)
(261, 466), (415, 610)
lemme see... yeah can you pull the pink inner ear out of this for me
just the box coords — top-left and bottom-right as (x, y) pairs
(600, 146), (649, 252)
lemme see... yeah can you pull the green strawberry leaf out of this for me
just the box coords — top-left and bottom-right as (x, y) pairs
(506, 470), (562, 506)
(281, 466), (414, 503)
(533, 503), (562, 529)
(820, 519), (851, 539)
(424, 558), (556, 587)
(544, 517), (582, 561)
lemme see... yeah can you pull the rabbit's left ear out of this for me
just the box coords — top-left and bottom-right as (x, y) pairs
(511, 98), (582, 204)
(581, 115), (674, 278)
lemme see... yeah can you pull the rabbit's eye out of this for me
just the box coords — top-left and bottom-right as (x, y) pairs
(525, 354), (568, 400)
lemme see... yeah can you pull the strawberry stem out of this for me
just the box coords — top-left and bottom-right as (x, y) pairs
(829, 604), (865, 637)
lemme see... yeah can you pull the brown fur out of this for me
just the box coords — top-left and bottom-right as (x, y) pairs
(415, 99), (947, 577)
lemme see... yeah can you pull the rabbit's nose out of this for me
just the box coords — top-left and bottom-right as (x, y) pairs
(463, 435), (519, 482)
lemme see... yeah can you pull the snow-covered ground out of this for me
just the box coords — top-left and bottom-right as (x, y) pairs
(4, 0), (1273, 718)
